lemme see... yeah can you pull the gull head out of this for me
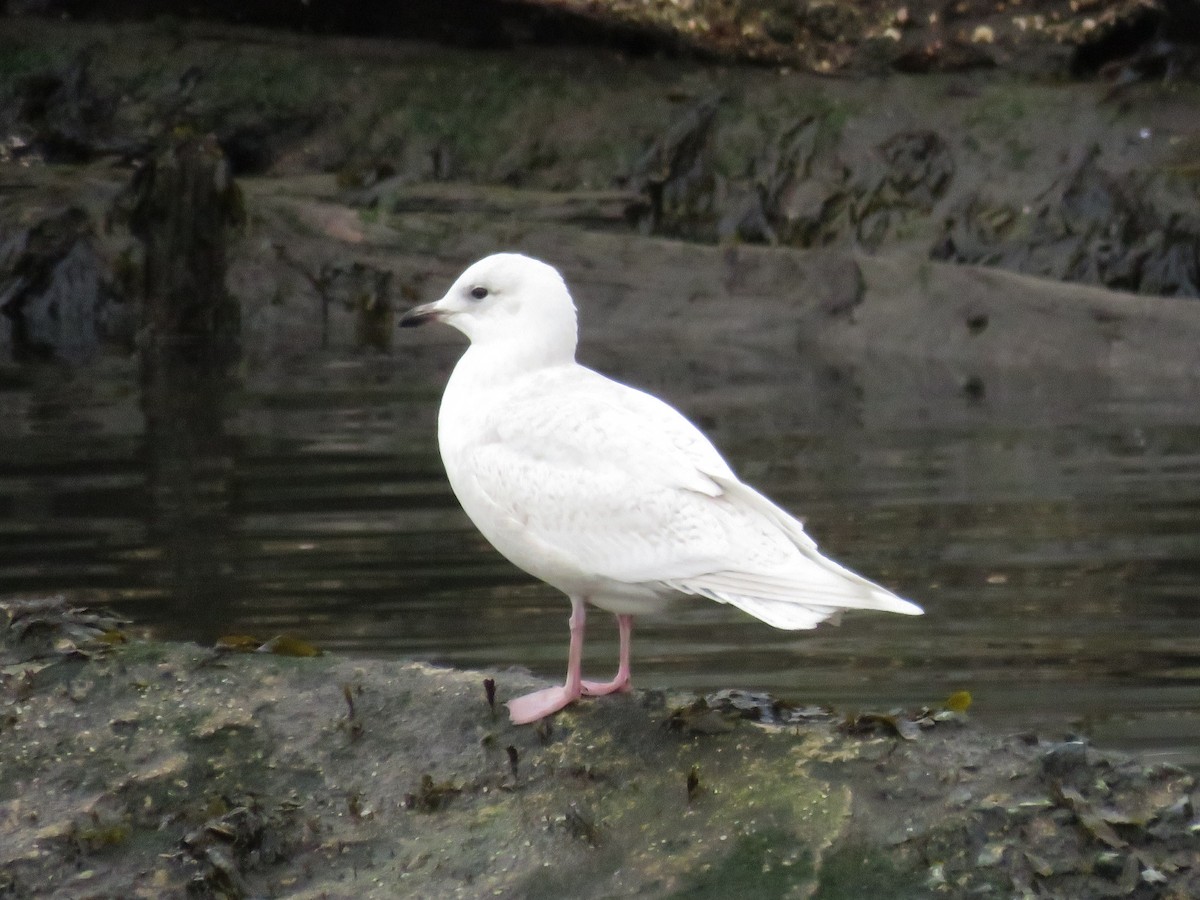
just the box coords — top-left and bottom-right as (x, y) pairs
(399, 253), (578, 356)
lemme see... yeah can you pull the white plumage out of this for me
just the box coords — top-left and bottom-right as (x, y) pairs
(399, 253), (921, 723)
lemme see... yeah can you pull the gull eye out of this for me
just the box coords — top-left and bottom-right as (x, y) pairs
(469, 286), (489, 301)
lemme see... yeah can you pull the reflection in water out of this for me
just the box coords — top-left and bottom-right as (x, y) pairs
(0, 344), (1198, 766)
(141, 341), (241, 639)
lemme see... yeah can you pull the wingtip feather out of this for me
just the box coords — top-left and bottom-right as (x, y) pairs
(881, 595), (924, 616)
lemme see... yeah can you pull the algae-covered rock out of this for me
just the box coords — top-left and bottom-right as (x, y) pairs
(0, 597), (859, 897)
(2, 597), (1198, 898)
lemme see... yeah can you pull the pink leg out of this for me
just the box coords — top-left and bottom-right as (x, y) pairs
(507, 596), (586, 724)
(582, 614), (633, 696)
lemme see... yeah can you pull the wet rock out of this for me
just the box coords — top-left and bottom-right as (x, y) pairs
(933, 151), (1200, 298)
(664, 697), (737, 734)
(721, 115), (850, 247)
(706, 688), (837, 726)
(854, 130), (954, 249)
(179, 799), (298, 900)
(724, 125), (954, 251)
(0, 205), (133, 363)
(0, 594), (128, 664)
(7, 51), (128, 163)
(1041, 738), (1091, 782)
(623, 94), (722, 240)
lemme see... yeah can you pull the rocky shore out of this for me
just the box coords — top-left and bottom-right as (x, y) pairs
(2, 597), (1198, 898)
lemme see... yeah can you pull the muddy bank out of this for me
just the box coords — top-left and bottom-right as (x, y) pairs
(228, 170), (1200, 391)
(2, 17), (1199, 370)
(13, 157), (1192, 387)
(2, 597), (1198, 899)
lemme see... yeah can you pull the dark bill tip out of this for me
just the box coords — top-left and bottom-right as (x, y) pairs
(398, 304), (442, 328)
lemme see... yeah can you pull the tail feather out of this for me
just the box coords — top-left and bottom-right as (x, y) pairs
(665, 582), (846, 629)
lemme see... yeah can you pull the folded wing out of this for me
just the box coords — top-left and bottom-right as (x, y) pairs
(466, 367), (922, 629)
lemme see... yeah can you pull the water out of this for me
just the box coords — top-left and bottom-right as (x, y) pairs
(2, 338), (1199, 767)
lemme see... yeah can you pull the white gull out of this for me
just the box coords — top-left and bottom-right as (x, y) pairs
(399, 252), (922, 724)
